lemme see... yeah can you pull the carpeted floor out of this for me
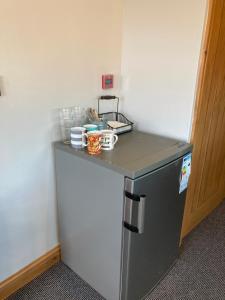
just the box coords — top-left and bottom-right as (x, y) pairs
(8, 200), (225, 300)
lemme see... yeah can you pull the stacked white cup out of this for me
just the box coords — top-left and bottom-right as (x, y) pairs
(71, 127), (86, 149)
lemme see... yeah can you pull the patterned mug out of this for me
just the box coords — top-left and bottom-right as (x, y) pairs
(101, 130), (118, 151)
(84, 131), (102, 155)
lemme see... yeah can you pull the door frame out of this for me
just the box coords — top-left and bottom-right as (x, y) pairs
(189, 0), (213, 140)
(181, 0), (222, 238)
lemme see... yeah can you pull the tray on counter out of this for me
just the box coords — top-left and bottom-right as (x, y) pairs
(98, 95), (134, 134)
(99, 112), (133, 134)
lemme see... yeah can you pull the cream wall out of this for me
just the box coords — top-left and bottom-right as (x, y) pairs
(0, 0), (123, 281)
(121, 0), (207, 140)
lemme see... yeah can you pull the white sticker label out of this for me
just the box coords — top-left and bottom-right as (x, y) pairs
(179, 153), (192, 194)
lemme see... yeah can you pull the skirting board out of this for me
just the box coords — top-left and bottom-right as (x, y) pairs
(0, 245), (61, 299)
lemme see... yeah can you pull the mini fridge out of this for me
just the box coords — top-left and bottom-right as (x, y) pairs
(55, 131), (192, 300)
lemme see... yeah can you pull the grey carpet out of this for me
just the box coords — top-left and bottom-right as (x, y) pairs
(8, 200), (225, 300)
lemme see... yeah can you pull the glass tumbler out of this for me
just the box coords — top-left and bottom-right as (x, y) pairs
(59, 107), (76, 144)
(73, 106), (87, 126)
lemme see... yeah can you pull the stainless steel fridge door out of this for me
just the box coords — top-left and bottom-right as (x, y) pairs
(121, 156), (187, 300)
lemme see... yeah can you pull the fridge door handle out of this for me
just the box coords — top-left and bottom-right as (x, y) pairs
(138, 195), (146, 234)
(124, 192), (146, 234)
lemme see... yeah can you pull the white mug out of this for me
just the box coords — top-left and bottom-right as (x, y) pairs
(70, 127), (86, 149)
(101, 130), (118, 151)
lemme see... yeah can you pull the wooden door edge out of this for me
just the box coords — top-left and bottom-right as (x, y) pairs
(189, 0), (214, 142)
(0, 245), (61, 299)
(180, 0), (215, 240)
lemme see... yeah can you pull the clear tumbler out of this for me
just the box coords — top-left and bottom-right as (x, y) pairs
(59, 106), (86, 144)
(59, 107), (76, 144)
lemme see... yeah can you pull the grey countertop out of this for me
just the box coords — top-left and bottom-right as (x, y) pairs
(54, 131), (192, 179)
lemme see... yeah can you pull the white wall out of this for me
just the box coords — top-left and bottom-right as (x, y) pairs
(0, 0), (208, 283)
(121, 0), (207, 141)
(0, 0), (122, 281)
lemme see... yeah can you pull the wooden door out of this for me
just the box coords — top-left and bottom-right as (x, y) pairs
(181, 0), (225, 237)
